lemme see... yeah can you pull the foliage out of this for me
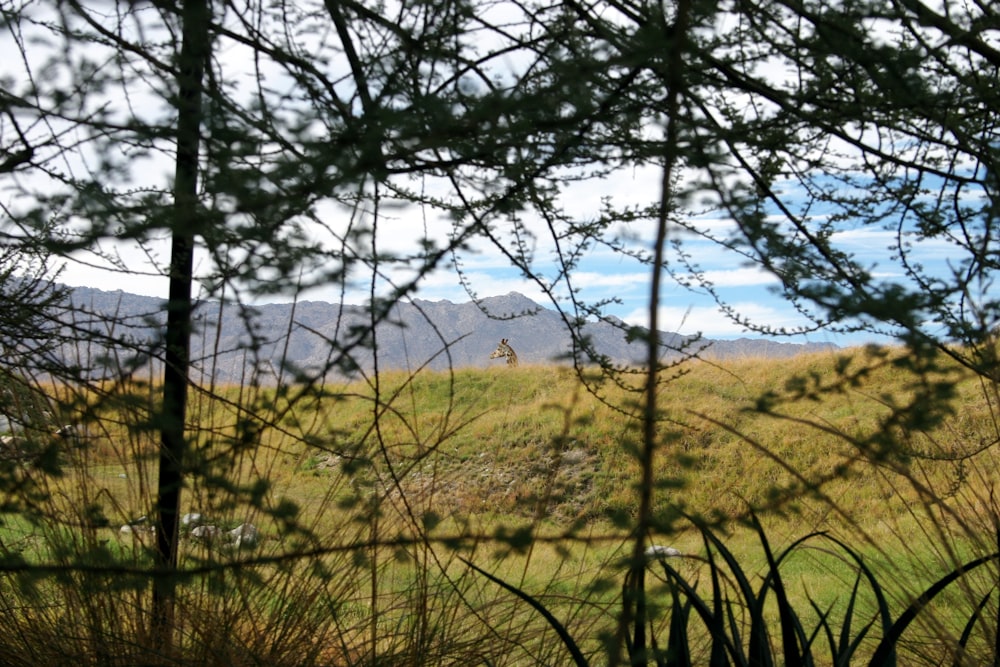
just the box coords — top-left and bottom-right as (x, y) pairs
(486, 513), (1000, 667)
(1, 0), (999, 664)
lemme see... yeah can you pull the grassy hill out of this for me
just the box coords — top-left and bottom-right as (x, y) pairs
(0, 344), (997, 664)
(278, 347), (991, 533)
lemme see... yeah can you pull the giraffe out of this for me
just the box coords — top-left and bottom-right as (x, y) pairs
(489, 338), (519, 367)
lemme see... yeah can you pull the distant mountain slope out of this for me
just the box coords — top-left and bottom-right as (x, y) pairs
(64, 286), (836, 383)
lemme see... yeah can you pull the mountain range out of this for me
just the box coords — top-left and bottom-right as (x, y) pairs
(64, 287), (837, 384)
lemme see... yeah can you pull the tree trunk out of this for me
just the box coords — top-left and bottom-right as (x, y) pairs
(152, 0), (210, 652)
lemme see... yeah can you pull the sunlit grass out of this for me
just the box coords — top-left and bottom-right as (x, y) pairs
(0, 345), (998, 663)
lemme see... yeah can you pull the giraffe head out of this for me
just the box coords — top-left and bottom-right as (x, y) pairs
(489, 339), (519, 366)
(489, 338), (509, 360)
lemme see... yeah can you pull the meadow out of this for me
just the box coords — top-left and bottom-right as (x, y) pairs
(0, 343), (997, 665)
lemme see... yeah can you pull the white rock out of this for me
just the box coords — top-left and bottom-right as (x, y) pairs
(644, 545), (682, 561)
(228, 523), (259, 549)
(181, 512), (203, 527)
(120, 524), (154, 535)
(191, 524), (221, 540)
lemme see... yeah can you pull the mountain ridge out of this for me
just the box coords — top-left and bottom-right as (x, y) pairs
(63, 286), (837, 383)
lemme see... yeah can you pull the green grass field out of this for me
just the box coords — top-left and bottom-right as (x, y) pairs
(0, 345), (997, 664)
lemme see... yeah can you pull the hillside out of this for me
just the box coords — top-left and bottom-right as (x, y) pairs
(3, 334), (994, 667)
(62, 286), (836, 384)
(295, 354), (983, 529)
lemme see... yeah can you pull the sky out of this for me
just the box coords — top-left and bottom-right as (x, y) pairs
(7, 3), (980, 351)
(46, 134), (966, 351)
(49, 166), (907, 350)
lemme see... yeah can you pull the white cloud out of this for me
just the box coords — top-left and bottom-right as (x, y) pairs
(622, 300), (815, 339)
(692, 266), (778, 288)
(829, 227), (895, 244)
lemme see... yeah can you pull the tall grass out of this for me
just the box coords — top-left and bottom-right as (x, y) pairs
(0, 346), (998, 664)
(487, 513), (1000, 666)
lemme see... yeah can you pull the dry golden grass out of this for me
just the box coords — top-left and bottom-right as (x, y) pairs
(0, 344), (997, 664)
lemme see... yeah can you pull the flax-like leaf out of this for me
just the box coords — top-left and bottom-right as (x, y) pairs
(708, 548), (736, 667)
(836, 576), (860, 659)
(652, 554), (741, 665)
(953, 591), (993, 667)
(752, 514), (808, 666)
(806, 594), (837, 662)
(696, 524), (772, 666)
(867, 552), (1000, 667)
(460, 557), (589, 667)
(835, 575), (876, 667)
(664, 583), (693, 667)
(814, 533), (898, 665)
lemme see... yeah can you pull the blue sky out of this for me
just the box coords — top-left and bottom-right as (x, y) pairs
(12, 5), (976, 351)
(53, 167), (918, 350)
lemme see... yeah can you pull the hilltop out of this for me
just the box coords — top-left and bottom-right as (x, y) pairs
(63, 286), (836, 383)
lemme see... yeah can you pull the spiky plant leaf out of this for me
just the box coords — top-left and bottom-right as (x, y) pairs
(953, 591), (992, 667)
(751, 514), (809, 666)
(459, 557), (588, 667)
(695, 522), (772, 666)
(867, 552), (1000, 667)
(664, 582), (693, 667)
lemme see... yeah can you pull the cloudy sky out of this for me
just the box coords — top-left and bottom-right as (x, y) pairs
(9, 4), (967, 350)
(51, 165), (911, 350)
